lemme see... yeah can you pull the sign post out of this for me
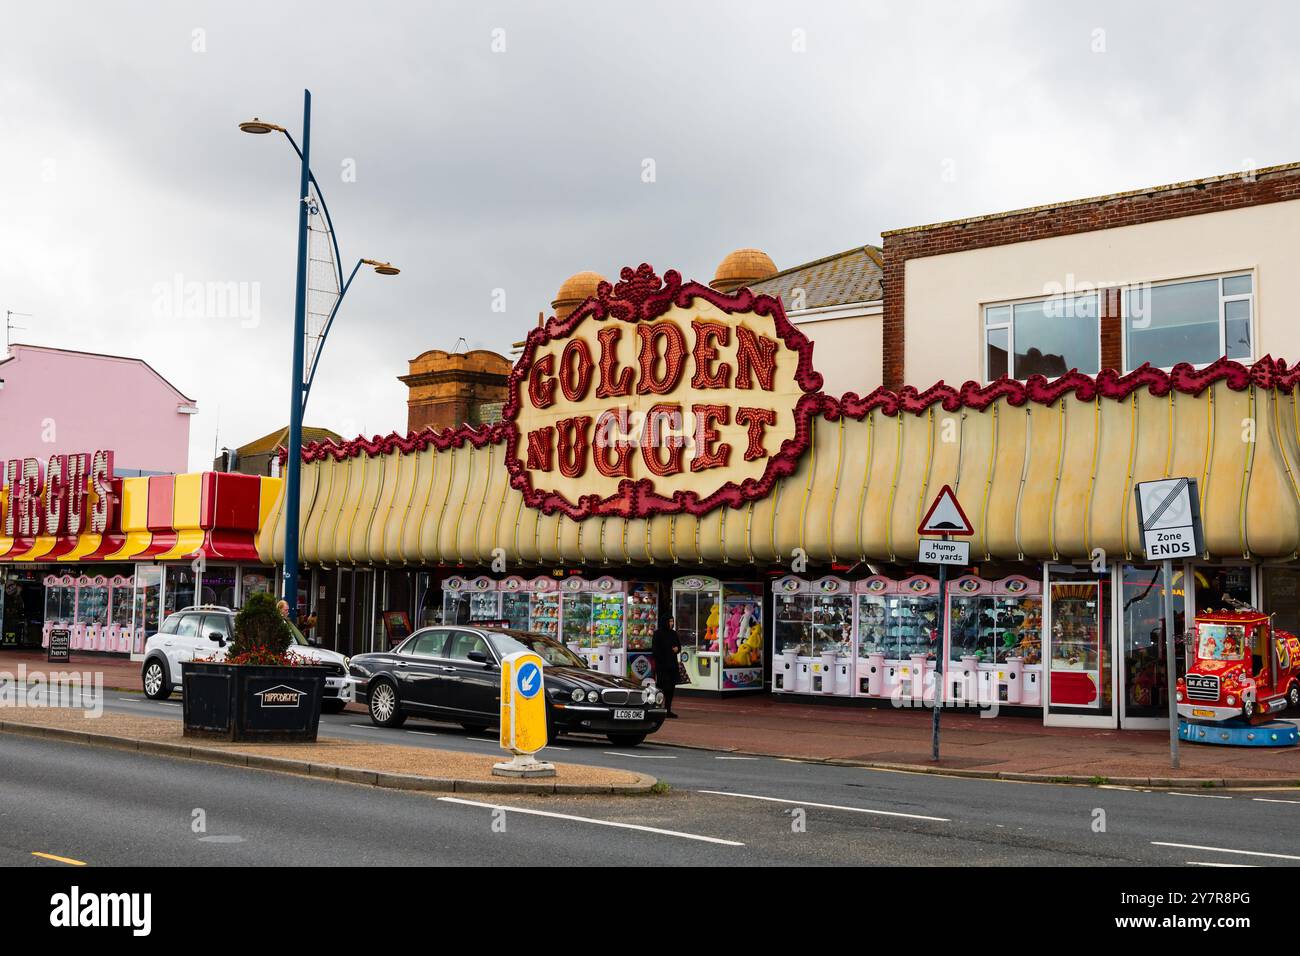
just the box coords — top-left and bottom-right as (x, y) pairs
(494, 649), (555, 778)
(917, 485), (974, 762)
(1135, 477), (1204, 771)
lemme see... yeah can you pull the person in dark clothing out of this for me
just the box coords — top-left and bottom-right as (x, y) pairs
(652, 617), (683, 718)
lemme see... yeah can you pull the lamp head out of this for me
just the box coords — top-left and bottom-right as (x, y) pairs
(238, 118), (284, 135)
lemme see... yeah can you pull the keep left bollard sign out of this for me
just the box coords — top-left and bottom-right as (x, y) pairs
(498, 650), (550, 764)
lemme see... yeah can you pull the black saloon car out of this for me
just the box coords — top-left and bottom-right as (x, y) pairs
(347, 626), (667, 747)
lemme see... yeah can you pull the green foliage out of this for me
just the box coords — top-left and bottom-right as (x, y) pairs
(229, 591), (292, 660)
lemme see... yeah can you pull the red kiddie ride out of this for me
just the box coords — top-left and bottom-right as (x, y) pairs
(1176, 609), (1300, 724)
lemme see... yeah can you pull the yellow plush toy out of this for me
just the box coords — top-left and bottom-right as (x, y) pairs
(704, 602), (720, 651)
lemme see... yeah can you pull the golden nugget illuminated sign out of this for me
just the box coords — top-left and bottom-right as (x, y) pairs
(503, 264), (823, 519)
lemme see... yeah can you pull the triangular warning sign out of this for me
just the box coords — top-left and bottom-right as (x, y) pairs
(918, 485), (973, 536)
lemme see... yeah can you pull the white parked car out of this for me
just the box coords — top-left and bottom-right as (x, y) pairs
(139, 605), (354, 713)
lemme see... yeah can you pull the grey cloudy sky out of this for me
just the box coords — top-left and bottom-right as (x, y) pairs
(3, 0), (1298, 470)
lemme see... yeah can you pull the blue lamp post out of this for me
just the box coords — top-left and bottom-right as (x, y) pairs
(239, 89), (399, 621)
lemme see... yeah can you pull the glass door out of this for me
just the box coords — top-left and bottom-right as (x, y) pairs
(1117, 562), (1187, 728)
(1044, 564), (1115, 728)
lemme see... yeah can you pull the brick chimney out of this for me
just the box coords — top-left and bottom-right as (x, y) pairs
(399, 349), (512, 433)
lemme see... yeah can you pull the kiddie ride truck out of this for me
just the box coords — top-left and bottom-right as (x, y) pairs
(1175, 609), (1300, 746)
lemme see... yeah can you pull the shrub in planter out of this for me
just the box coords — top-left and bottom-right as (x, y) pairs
(229, 591), (292, 661)
(182, 592), (326, 742)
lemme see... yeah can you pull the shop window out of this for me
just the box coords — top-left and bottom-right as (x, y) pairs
(1123, 273), (1253, 371)
(164, 566), (196, 617)
(1262, 567), (1300, 636)
(983, 293), (1099, 381)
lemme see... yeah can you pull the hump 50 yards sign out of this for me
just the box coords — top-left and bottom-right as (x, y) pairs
(503, 264), (824, 519)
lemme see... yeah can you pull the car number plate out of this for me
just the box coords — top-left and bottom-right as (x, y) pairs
(1192, 708), (1216, 718)
(613, 709), (644, 720)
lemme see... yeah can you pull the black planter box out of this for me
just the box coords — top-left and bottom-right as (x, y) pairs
(181, 662), (328, 742)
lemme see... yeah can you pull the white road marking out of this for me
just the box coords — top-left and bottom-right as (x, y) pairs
(1168, 791), (1231, 800)
(1186, 861), (1256, 867)
(715, 756), (759, 761)
(604, 751), (676, 759)
(698, 789), (951, 822)
(1152, 841), (1300, 861)
(437, 797), (744, 846)
(406, 730), (439, 737)
(347, 723), (384, 730)
(1253, 797), (1300, 805)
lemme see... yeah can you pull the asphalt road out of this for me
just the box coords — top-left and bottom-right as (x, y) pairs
(2, 692), (1299, 866)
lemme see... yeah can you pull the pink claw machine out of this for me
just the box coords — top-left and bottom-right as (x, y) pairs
(853, 574), (942, 702)
(42, 574), (76, 650)
(441, 575), (501, 625)
(107, 574), (135, 654)
(772, 575), (854, 696)
(77, 575), (110, 651)
(945, 574), (1043, 707)
(558, 575), (625, 674)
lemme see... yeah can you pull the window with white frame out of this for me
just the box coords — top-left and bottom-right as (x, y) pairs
(983, 293), (1099, 381)
(1123, 272), (1253, 371)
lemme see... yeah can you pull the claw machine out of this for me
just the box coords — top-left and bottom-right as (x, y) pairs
(497, 576), (534, 631)
(526, 576), (561, 639)
(673, 576), (722, 689)
(854, 574), (942, 700)
(772, 576), (854, 695)
(107, 575), (135, 653)
(441, 575), (501, 625)
(945, 574), (1043, 707)
(624, 582), (660, 684)
(672, 576), (765, 691)
(77, 575), (110, 651)
(42, 574), (76, 649)
(558, 575), (623, 673)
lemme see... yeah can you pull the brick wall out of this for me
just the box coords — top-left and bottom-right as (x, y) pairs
(880, 163), (1300, 389)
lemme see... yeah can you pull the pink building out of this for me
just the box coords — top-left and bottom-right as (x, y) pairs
(0, 344), (196, 474)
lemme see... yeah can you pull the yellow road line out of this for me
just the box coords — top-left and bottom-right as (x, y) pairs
(31, 851), (86, 866)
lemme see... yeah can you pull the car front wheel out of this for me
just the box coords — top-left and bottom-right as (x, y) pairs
(1288, 683), (1300, 710)
(606, 733), (647, 747)
(367, 680), (406, 728)
(142, 659), (170, 700)
(1243, 699), (1257, 721)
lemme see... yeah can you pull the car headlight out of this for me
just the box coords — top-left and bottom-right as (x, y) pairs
(1175, 691), (1183, 702)
(570, 688), (585, 703)
(586, 690), (598, 703)
(1227, 695), (1237, 706)
(656, 691), (665, 705)
(642, 689), (655, 705)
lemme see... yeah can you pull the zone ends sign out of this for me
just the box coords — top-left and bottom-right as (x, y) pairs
(1134, 477), (1204, 561)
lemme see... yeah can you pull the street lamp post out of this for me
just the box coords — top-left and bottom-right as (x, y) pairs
(240, 89), (399, 622)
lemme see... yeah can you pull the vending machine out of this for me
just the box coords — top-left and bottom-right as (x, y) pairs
(772, 575), (854, 696)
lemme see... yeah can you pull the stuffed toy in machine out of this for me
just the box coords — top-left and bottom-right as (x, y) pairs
(704, 602), (721, 651)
